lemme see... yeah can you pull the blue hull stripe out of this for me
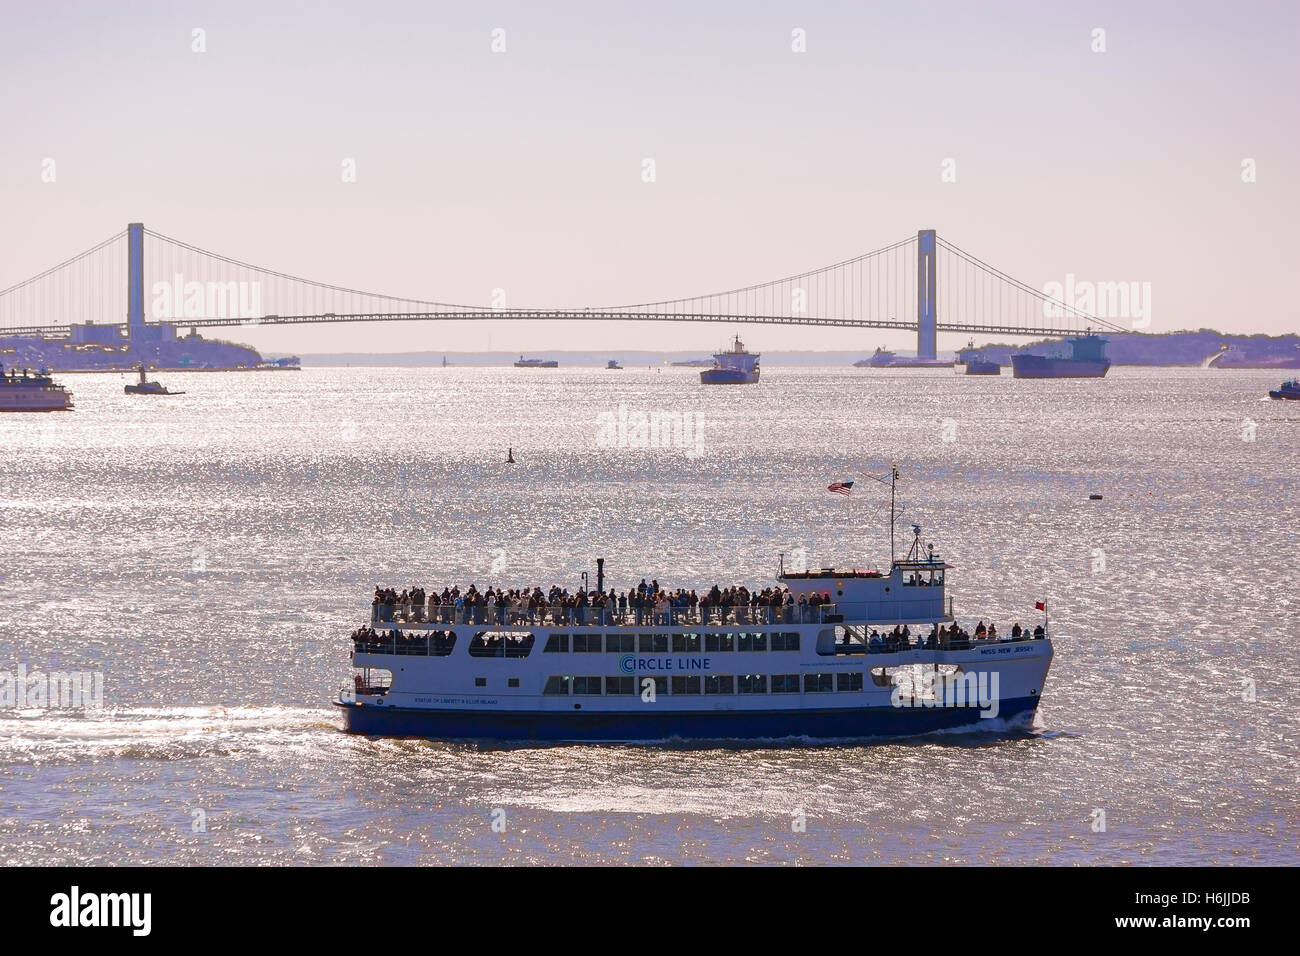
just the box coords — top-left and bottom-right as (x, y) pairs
(337, 698), (1040, 742)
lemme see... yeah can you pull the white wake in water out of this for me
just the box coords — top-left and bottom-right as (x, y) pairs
(0, 704), (339, 763)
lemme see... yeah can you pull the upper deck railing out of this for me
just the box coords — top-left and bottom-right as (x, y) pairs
(371, 603), (842, 629)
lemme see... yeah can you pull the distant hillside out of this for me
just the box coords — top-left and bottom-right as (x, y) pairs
(291, 330), (1300, 368)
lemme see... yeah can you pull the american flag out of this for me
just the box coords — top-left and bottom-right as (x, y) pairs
(827, 481), (854, 496)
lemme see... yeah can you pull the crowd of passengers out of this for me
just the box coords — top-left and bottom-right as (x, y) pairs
(371, 581), (836, 627)
(350, 625), (458, 655)
(350, 618), (1043, 655)
(862, 620), (1043, 651)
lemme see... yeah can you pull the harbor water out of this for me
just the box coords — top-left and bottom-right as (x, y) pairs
(1, 365), (1296, 865)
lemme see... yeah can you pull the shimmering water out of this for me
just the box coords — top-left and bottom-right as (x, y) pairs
(1, 365), (1296, 865)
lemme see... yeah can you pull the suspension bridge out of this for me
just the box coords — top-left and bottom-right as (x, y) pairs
(0, 223), (1124, 360)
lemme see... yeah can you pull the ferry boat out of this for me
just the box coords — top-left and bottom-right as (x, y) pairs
(1011, 333), (1110, 378)
(124, 365), (184, 396)
(1268, 378), (1300, 400)
(0, 364), (74, 412)
(514, 356), (559, 368)
(334, 475), (1053, 743)
(700, 336), (760, 384)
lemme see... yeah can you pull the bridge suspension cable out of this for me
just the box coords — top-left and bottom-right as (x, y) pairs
(0, 223), (1121, 341)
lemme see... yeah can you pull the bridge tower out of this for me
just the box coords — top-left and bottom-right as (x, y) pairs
(127, 222), (145, 335)
(916, 228), (937, 360)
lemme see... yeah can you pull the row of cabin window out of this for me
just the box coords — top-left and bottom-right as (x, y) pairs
(545, 632), (801, 654)
(542, 672), (864, 696)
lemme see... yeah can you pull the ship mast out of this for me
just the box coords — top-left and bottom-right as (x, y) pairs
(863, 463), (902, 565)
(889, 462), (899, 565)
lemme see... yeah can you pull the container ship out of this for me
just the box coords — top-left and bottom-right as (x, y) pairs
(700, 336), (760, 384)
(1011, 333), (1110, 378)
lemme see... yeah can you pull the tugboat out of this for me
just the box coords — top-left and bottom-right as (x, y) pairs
(1011, 332), (1110, 378)
(1268, 378), (1300, 400)
(514, 356), (559, 368)
(333, 470), (1054, 743)
(124, 365), (184, 396)
(964, 357), (1001, 375)
(700, 335), (760, 384)
(606, 359), (623, 370)
(0, 364), (74, 412)
(960, 342), (1001, 375)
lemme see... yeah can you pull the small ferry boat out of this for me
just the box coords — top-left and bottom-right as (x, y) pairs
(124, 365), (184, 396)
(0, 364), (74, 412)
(1011, 332), (1110, 378)
(607, 359), (623, 370)
(1268, 378), (1300, 400)
(700, 336), (760, 384)
(515, 356), (559, 368)
(334, 474), (1053, 743)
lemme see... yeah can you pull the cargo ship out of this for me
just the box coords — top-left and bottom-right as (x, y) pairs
(514, 356), (559, 368)
(0, 364), (74, 412)
(1011, 333), (1110, 378)
(700, 336), (760, 384)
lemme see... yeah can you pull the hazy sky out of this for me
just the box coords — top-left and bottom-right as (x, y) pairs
(1, 0), (1296, 353)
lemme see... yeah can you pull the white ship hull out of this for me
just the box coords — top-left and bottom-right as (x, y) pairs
(338, 562), (1053, 743)
(0, 386), (74, 411)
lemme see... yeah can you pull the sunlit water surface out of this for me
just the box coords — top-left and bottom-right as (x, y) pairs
(1, 365), (1296, 864)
